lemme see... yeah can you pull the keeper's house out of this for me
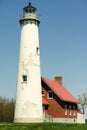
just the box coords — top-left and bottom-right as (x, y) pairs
(41, 76), (85, 123)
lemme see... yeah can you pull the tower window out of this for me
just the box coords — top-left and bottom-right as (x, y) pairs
(22, 75), (27, 82)
(48, 91), (53, 99)
(36, 47), (40, 55)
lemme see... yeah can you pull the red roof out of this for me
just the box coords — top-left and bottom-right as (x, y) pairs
(42, 77), (78, 103)
(42, 97), (49, 105)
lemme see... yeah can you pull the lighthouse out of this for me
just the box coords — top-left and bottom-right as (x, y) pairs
(14, 3), (43, 123)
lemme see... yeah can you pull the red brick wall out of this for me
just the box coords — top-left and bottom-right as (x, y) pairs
(42, 81), (77, 118)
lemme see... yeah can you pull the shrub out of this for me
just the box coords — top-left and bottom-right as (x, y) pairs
(0, 97), (15, 122)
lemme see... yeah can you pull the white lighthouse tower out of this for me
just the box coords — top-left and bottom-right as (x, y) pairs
(14, 3), (43, 123)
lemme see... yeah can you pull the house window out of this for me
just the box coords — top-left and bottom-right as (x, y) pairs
(69, 105), (72, 116)
(36, 47), (40, 55)
(65, 105), (67, 115)
(73, 106), (76, 116)
(22, 75), (27, 83)
(42, 90), (45, 96)
(48, 91), (53, 99)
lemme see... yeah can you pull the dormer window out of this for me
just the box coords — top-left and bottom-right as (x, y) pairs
(48, 91), (53, 99)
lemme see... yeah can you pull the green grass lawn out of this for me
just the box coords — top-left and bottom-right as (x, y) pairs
(0, 123), (87, 130)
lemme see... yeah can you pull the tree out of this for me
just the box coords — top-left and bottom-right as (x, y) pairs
(0, 97), (15, 122)
(78, 93), (87, 115)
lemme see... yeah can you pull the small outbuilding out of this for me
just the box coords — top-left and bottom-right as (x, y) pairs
(41, 76), (85, 123)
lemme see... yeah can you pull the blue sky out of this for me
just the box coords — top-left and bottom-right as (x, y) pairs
(0, 0), (87, 99)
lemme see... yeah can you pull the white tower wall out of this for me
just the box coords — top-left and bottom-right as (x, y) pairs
(14, 3), (43, 123)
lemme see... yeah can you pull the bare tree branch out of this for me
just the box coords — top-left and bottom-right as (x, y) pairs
(78, 92), (87, 114)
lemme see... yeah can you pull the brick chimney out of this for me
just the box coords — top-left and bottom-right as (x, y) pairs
(55, 76), (62, 85)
